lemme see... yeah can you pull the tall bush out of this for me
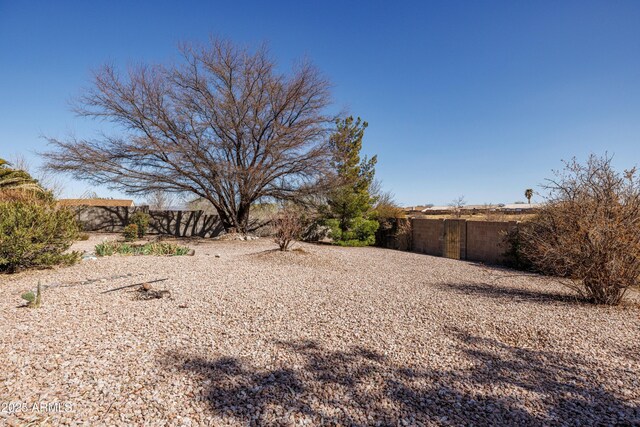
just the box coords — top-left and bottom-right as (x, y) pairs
(518, 154), (640, 305)
(0, 201), (80, 273)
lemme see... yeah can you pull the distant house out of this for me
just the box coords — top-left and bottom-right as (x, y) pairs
(500, 203), (541, 212)
(57, 198), (135, 208)
(402, 203), (541, 217)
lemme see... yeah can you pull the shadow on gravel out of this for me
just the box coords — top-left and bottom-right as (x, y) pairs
(440, 282), (579, 305)
(165, 332), (639, 425)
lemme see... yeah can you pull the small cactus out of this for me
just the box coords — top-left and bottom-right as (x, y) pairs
(21, 281), (43, 308)
(21, 291), (35, 303)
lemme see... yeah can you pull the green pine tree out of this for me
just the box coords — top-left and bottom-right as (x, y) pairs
(325, 117), (379, 244)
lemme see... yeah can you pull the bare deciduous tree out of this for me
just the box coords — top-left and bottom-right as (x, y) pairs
(146, 190), (176, 210)
(449, 195), (466, 218)
(519, 154), (640, 305)
(370, 179), (403, 219)
(43, 38), (335, 234)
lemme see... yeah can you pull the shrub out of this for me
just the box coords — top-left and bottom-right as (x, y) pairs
(518, 154), (640, 305)
(95, 241), (116, 256)
(395, 218), (413, 251)
(325, 218), (343, 241)
(502, 227), (533, 271)
(123, 224), (139, 241)
(0, 201), (80, 273)
(128, 211), (150, 237)
(326, 217), (379, 247)
(95, 240), (190, 256)
(272, 206), (304, 251)
(148, 242), (191, 256)
(301, 220), (331, 242)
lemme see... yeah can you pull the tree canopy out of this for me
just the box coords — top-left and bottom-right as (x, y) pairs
(44, 38), (336, 233)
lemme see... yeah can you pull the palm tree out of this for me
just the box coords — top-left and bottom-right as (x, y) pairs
(0, 158), (47, 198)
(524, 188), (533, 204)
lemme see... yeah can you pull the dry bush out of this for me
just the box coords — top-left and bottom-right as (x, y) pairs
(519, 154), (640, 305)
(395, 218), (413, 251)
(272, 206), (305, 251)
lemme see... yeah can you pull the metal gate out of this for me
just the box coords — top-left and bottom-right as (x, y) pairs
(443, 220), (462, 259)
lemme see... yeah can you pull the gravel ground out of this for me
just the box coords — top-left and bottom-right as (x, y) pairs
(1, 234), (639, 426)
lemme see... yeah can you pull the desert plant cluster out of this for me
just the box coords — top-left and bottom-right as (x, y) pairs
(516, 154), (640, 305)
(95, 240), (191, 257)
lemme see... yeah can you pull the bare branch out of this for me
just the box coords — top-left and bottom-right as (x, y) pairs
(43, 37), (336, 233)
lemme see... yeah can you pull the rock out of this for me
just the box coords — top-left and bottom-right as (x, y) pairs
(81, 252), (98, 261)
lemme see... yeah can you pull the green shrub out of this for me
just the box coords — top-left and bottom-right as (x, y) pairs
(0, 201), (80, 273)
(117, 243), (134, 255)
(145, 242), (191, 256)
(123, 223), (139, 241)
(333, 239), (373, 247)
(325, 217), (378, 247)
(128, 211), (150, 237)
(95, 241), (116, 256)
(325, 218), (343, 241)
(95, 240), (190, 256)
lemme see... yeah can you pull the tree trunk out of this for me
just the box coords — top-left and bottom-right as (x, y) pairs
(236, 204), (251, 235)
(214, 205), (250, 235)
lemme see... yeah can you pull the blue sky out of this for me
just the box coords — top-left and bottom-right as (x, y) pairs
(1, 0), (639, 206)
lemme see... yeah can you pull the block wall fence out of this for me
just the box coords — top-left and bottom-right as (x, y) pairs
(75, 206), (517, 265)
(379, 218), (519, 265)
(73, 206), (224, 237)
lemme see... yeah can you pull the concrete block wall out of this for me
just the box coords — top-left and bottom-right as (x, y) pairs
(412, 219), (444, 256)
(73, 206), (223, 237)
(390, 218), (519, 265)
(466, 221), (517, 264)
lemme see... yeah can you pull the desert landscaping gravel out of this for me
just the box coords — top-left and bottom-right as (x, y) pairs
(1, 234), (639, 426)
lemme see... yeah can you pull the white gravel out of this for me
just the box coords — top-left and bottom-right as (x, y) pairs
(1, 233), (638, 426)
